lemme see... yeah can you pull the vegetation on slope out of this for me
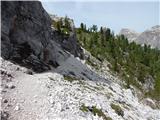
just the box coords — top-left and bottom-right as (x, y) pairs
(52, 16), (71, 37)
(80, 104), (112, 120)
(64, 75), (78, 82)
(52, 17), (160, 100)
(111, 103), (124, 117)
(76, 23), (160, 100)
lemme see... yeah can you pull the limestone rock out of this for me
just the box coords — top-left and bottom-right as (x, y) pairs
(120, 25), (160, 49)
(1, 1), (84, 73)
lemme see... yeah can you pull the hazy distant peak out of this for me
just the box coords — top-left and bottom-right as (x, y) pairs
(151, 25), (160, 30)
(120, 25), (160, 49)
(119, 28), (139, 42)
(120, 28), (138, 34)
(145, 25), (160, 33)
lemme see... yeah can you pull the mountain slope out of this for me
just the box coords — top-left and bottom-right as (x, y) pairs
(120, 25), (160, 49)
(1, 1), (160, 120)
(77, 24), (160, 101)
(1, 55), (160, 120)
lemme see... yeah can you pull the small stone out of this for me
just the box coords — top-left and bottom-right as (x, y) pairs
(142, 98), (156, 109)
(3, 99), (8, 103)
(1, 111), (9, 120)
(66, 106), (69, 109)
(7, 104), (12, 107)
(2, 90), (7, 92)
(49, 98), (54, 104)
(26, 70), (33, 75)
(34, 100), (37, 103)
(4, 85), (9, 89)
(16, 67), (20, 71)
(20, 99), (25, 103)
(11, 85), (15, 89)
(34, 95), (38, 98)
(7, 74), (12, 78)
(48, 93), (52, 96)
(14, 105), (20, 111)
(8, 84), (15, 89)
(61, 108), (65, 112)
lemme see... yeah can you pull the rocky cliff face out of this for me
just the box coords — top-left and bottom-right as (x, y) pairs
(120, 25), (160, 49)
(50, 15), (84, 59)
(1, 1), (83, 72)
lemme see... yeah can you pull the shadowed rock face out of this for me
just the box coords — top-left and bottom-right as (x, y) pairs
(1, 1), (84, 72)
(50, 15), (84, 59)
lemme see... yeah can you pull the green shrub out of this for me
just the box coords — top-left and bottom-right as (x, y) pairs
(52, 18), (70, 37)
(80, 104), (89, 112)
(80, 104), (112, 120)
(86, 59), (99, 70)
(91, 106), (112, 120)
(61, 27), (70, 35)
(64, 75), (76, 82)
(111, 103), (124, 117)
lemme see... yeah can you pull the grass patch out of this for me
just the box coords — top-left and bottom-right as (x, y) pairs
(78, 80), (85, 85)
(111, 103), (124, 117)
(104, 92), (113, 99)
(83, 85), (96, 92)
(80, 104), (89, 112)
(91, 106), (112, 120)
(93, 86), (103, 91)
(86, 59), (99, 70)
(80, 104), (112, 120)
(64, 75), (78, 82)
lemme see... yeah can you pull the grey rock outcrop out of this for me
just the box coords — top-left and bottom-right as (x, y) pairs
(120, 25), (160, 49)
(143, 76), (155, 92)
(50, 15), (84, 59)
(1, 1), (83, 72)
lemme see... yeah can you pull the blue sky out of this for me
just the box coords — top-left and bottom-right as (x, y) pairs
(42, 1), (160, 33)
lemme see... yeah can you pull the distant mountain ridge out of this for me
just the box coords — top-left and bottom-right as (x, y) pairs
(120, 25), (160, 49)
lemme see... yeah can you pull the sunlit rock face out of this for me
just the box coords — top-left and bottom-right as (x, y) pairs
(120, 25), (160, 49)
(119, 28), (139, 43)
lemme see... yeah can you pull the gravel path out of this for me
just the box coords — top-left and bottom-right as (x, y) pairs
(1, 57), (160, 120)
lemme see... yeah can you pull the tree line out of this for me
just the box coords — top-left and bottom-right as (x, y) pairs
(77, 23), (160, 100)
